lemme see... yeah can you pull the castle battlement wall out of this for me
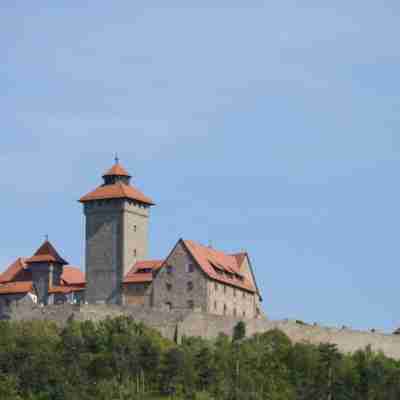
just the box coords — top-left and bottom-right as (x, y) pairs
(2, 304), (400, 360)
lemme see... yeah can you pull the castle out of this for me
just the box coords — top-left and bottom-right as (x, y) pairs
(0, 160), (263, 319)
(2, 160), (400, 360)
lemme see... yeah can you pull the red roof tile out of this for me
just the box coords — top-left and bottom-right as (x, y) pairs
(232, 252), (247, 269)
(182, 240), (256, 293)
(124, 273), (153, 284)
(61, 266), (86, 286)
(25, 241), (68, 265)
(0, 258), (27, 283)
(79, 182), (154, 205)
(0, 281), (33, 295)
(48, 285), (85, 294)
(103, 163), (131, 177)
(123, 260), (163, 284)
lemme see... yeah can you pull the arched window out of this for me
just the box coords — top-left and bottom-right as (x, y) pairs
(187, 281), (193, 292)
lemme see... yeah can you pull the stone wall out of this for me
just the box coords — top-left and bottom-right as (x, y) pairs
(84, 199), (150, 305)
(206, 280), (259, 319)
(152, 242), (208, 311)
(123, 283), (152, 306)
(3, 304), (400, 360)
(122, 201), (150, 277)
(84, 201), (122, 304)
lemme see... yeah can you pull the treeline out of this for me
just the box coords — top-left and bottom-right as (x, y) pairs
(0, 317), (400, 400)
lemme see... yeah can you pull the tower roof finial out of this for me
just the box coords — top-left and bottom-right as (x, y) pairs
(114, 153), (119, 164)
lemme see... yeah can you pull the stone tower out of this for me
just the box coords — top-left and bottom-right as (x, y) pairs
(79, 159), (154, 304)
(25, 240), (68, 305)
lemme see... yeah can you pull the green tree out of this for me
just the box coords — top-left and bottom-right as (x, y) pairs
(233, 321), (246, 342)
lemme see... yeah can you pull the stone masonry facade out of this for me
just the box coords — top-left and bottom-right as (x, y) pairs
(84, 193), (150, 304)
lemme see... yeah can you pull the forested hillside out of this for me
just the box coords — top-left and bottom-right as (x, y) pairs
(0, 317), (399, 400)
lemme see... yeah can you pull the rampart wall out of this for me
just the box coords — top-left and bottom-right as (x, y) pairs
(2, 304), (400, 360)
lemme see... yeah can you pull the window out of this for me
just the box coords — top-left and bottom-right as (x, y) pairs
(233, 308), (237, 317)
(187, 281), (193, 292)
(133, 249), (137, 257)
(187, 300), (194, 309)
(224, 285), (227, 294)
(233, 288), (236, 297)
(165, 302), (172, 311)
(214, 282), (218, 291)
(133, 225), (137, 232)
(166, 265), (173, 274)
(166, 283), (172, 291)
(223, 304), (227, 315)
(243, 311), (246, 318)
(186, 263), (195, 273)
(243, 291), (246, 299)
(214, 300), (217, 310)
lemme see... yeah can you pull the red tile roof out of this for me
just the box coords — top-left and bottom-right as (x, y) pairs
(123, 260), (163, 284)
(0, 258), (27, 283)
(103, 163), (131, 177)
(25, 241), (68, 265)
(61, 266), (86, 286)
(79, 182), (154, 205)
(0, 281), (33, 295)
(232, 252), (247, 268)
(182, 240), (257, 293)
(48, 285), (85, 294)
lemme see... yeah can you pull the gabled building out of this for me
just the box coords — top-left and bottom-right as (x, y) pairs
(123, 239), (262, 318)
(0, 241), (85, 309)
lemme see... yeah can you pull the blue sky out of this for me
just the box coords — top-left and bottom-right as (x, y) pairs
(1, 1), (400, 332)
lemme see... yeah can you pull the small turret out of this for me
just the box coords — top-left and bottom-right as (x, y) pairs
(25, 240), (68, 305)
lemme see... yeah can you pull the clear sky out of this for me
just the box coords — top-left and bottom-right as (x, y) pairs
(1, 2), (400, 332)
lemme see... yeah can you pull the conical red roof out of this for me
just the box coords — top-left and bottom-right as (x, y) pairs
(103, 163), (131, 177)
(25, 240), (68, 265)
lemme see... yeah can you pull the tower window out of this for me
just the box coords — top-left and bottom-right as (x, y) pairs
(187, 300), (194, 309)
(187, 281), (193, 292)
(186, 263), (195, 273)
(166, 283), (172, 291)
(133, 225), (137, 232)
